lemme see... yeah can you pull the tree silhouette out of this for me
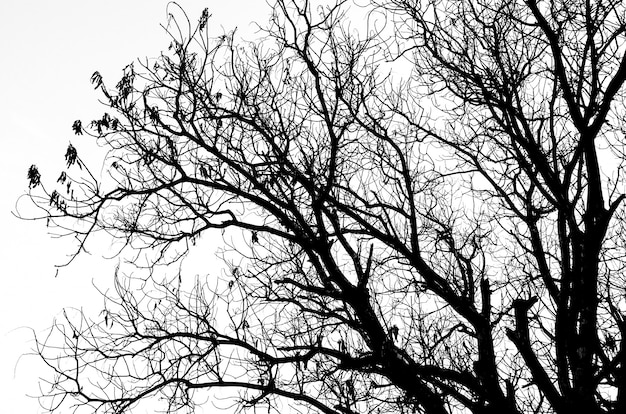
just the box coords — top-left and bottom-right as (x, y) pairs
(22, 0), (626, 413)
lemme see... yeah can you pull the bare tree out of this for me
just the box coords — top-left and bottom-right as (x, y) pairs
(21, 0), (626, 413)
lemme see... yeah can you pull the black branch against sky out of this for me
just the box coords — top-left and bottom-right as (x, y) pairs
(19, 0), (626, 413)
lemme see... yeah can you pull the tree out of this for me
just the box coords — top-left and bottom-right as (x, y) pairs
(22, 0), (626, 413)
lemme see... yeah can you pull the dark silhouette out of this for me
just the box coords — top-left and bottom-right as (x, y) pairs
(23, 1), (626, 413)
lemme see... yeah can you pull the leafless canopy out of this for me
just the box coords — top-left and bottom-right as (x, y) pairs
(22, 0), (626, 413)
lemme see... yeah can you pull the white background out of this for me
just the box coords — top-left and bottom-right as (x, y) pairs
(0, 1), (267, 412)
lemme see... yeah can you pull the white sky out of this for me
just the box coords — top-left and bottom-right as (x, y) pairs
(0, 1), (267, 412)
